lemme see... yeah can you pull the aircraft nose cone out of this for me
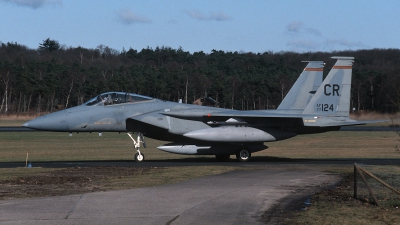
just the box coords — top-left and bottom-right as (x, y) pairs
(23, 110), (69, 131)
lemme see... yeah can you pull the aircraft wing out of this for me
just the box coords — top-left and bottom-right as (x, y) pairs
(126, 110), (170, 132)
(162, 110), (305, 127)
(163, 109), (299, 120)
(162, 110), (387, 128)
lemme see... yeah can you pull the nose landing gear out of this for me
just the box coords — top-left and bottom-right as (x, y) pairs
(127, 132), (146, 162)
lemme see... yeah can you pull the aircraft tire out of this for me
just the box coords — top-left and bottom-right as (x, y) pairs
(236, 148), (251, 162)
(135, 153), (145, 162)
(215, 154), (230, 162)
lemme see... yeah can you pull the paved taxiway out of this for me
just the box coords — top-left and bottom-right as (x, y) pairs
(0, 166), (341, 225)
(1, 157), (399, 168)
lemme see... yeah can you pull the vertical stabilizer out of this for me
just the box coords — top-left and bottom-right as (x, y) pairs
(277, 61), (324, 110)
(302, 56), (354, 116)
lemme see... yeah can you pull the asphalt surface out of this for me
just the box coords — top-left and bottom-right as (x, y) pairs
(1, 157), (399, 168)
(0, 166), (341, 225)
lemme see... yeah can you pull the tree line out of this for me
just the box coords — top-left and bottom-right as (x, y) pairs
(1, 39), (400, 115)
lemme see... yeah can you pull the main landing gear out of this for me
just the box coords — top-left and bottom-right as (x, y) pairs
(127, 132), (146, 162)
(236, 148), (251, 162)
(215, 147), (252, 162)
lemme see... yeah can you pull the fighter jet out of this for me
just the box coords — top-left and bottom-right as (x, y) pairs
(23, 56), (369, 162)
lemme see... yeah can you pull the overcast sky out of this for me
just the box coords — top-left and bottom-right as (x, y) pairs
(1, 0), (399, 53)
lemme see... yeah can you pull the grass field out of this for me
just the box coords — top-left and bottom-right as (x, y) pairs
(258, 131), (400, 159)
(0, 115), (34, 126)
(0, 130), (398, 163)
(290, 165), (400, 225)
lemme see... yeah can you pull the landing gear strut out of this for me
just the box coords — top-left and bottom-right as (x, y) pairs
(127, 132), (146, 162)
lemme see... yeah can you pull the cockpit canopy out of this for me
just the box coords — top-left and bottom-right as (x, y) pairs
(85, 92), (153, 106)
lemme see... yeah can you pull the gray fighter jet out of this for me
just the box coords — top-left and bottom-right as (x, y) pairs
(23, 56), (370, 162)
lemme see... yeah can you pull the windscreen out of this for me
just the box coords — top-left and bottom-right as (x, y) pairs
(85, 92), (152, 106)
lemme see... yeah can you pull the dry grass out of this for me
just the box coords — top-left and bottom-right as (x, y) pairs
(0, 119), (30, 126)
(294, 201), (400, 225)
(255, 131), (399, 159)
(0, 113), (49, 126)
(0, 166), (239, 200)
(290, 165), (400, 225)
(0, 115), (36, 120)
(0, 132), (215, 162)
(350, 112), (400, 126)
(0, 166), (238, 184)
(120, 166), (239, 188)
(1, 131), (399, 163)
(0, 167), (60, 181)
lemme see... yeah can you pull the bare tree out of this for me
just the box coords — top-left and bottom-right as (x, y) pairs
(0, 71), (10, 114)
(65, 81), (74, 109)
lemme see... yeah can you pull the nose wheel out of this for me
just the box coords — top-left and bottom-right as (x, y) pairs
(134, 152), (145, 162)
(128, 133), (146, 162)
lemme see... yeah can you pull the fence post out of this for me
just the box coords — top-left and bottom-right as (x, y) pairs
(354, 163), (380, 206)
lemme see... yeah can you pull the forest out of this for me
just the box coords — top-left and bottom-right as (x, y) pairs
(1, 39), (400, 115)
